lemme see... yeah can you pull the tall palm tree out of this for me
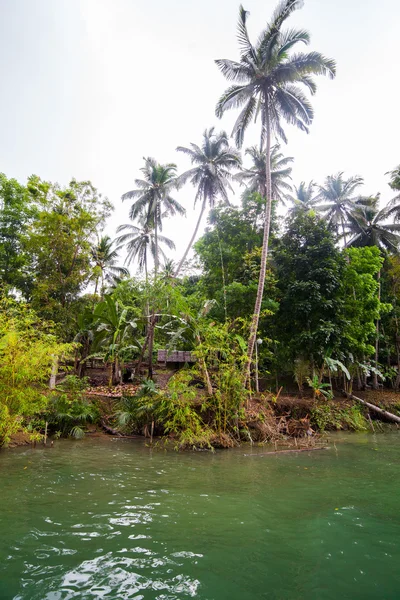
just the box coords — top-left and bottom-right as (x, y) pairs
(174, 128), (241, 276)
(215, 1), (336, 381)
(236, 144), (293, 202)
(161, 259), (176, 284)
(122, 158), (184, 379)
(92, 235), (129, 297)
(314, 173), (364, 245)
(122, 157), (184, 275)
(286, 181), (316, 215)
(116, 219), (175, 283)
(346, 196), (400, 251)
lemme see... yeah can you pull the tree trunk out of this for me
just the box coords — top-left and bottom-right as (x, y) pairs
(108, 362), (113, 387)
(175, 198), (207, 277)
(148, 320), (154, 379)
(144, 251), (148, 286)
(148, 215), (158, 379)
(373, 268), (381, 389)
(77, 338), (90, 378)
(113, 356), (121, 386)
(144, 251), (149, 337)
(134, 325), (152, 378)
(100, 270), (105, 300)
(49, 356), (58, 389)
(341, 214), (347, 248)
(356, 367), (362, 391)
(255, 341), (259, 393)
(245, 103), (272, 386)
(395, 326), (400, 391)
(154, 210), (159, 275)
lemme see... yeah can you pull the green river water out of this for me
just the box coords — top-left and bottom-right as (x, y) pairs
(0, 433), (399, 600)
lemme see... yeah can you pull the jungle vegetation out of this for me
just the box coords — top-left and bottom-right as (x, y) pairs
(1, 1), (400, 448)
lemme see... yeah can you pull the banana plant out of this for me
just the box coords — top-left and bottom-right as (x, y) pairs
(92, 296), (138, 386)
(306, 375), (333, 400)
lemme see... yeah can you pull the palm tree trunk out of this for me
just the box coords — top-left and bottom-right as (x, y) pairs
(245, 103), (272, 387)
(154, 209), (159, 275)
(174, 198), (207, 277)
(148, 323), (155, 379)
(134, 327), (151, 378)
(341, 215), (347, 247)
(144, 248), (149, 334)
(148, 209), (158, 379)
(144, 249), (148, 285)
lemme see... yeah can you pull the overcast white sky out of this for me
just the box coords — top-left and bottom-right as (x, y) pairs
(1, 0), (399, 270)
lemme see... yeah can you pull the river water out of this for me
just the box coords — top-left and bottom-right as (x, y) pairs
(0, 433), (399, 599)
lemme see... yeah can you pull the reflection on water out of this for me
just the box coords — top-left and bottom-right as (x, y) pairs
(1, 433), (400, 599)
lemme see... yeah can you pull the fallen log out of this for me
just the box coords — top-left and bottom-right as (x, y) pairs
(244, 446), (328, 456)
(347, 393), (400, 425)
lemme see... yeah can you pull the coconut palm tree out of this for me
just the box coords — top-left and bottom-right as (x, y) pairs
(236, 144), (293, 202)
(215, 1), (336, 381)
(314, 173), (364, 245)
(92, 235), (129, 297)
(387, 165), (400, 192)
(286, 181), (316, 215)
(122, 158), (184, 379)
(174, 128), (241, 276)
(122, 158), (184, 275)
(116, 219), (175, 283)
(346, 196), (400, 251)
(160, 259), (176, 284)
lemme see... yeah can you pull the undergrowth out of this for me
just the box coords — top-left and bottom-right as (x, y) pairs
(311, 402), (368, 432)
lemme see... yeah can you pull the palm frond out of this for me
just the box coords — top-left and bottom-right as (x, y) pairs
(237, 5), (257, 60)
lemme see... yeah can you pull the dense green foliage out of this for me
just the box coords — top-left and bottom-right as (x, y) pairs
(274, 212), (344, 372)
(0, 300), (71, 445)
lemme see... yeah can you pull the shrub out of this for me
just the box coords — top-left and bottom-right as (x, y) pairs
(0, 299), (72, 446)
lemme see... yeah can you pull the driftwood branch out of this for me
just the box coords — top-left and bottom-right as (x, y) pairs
(243, 446), (328, 457)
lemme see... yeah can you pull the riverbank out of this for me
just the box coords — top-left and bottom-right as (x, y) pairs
(6, 387), (400, 450)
